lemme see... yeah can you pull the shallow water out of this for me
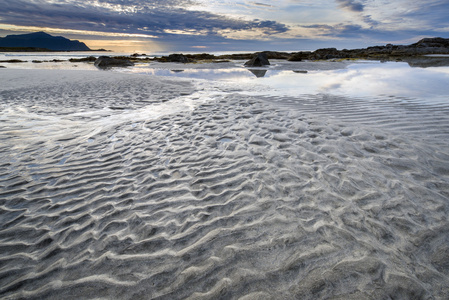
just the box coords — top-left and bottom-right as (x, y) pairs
(126, 61), (449, 104)
(1, 66), (449, 299)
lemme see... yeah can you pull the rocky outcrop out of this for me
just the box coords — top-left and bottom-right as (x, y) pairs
(299, 37), (449, 60)
(287, 52), (308, 61)
(69, 56), (97, 63)
(244, 53), (270, 67)
(0, 59), (25, 63)
(94, 56), (134, 68)
(156, 54), (192, 63)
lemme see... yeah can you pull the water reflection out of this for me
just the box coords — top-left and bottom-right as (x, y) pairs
(248, 69), (267, 78)
(127, 61), (449, 103)
(404, 56), (449, 68)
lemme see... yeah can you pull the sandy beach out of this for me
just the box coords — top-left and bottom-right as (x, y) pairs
(1, 66), (449, 299)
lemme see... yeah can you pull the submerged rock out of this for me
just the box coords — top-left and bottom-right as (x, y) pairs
(244, 53), (270, 67)
(94, 56), (134, 68)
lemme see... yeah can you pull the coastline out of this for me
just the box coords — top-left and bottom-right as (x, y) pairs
(1, 37), (449, 68)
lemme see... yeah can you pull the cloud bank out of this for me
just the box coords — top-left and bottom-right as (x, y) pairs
(0, 0), (448, 51)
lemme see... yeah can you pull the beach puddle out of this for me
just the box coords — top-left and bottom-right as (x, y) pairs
(127, 61), (449, 104)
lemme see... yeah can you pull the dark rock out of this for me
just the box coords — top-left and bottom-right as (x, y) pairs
(288, 52), (310, 61)
(412, 37), (449, 48)
(94, 56), (134, 68)
(32, 60), (43, 63)
(260, 51), (290, 59)
(69, 56), (97, 63)
(0, 59), (25, 63)
(309, 48), (343, 60)
(185, 53), (216, 60)
(0, 65), (5, 68)
(302, 37), (449, 61)
(244, 53), (270, 67)
(157, 54), (192, 63)
(217, 53), (255, 60)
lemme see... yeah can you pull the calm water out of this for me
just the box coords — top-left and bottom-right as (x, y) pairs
(122, 61), (449, 105)
(2, 52), (449, 104)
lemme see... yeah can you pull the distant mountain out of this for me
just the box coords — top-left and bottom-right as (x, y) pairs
(0, 32), (91, 51)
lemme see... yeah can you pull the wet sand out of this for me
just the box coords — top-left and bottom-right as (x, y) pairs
(1, 69), (449, 299)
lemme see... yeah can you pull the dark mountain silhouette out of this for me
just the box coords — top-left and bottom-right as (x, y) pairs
(0, 32), (91, 51)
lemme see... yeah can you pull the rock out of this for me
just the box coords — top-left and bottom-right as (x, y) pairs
(288, 52), (310, 61)
(157, 54), (192, 63)
(0, 65), (5, 68)
(412, 37), (449, 48)
(261, 51), (290, 59)
(168, 54), (191, 63)
(185, 53), (216, 60)
(70, 56), (97, 63)
(244, 53), (270, 67)
(0, 59), (25, 63)
(94, 56), (134, 68)
(309, 48), (343, 60)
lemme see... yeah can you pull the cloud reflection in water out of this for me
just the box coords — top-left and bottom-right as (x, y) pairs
(131, 61), (449, 103)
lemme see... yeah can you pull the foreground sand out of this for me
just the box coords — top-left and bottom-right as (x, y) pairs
(1, 69), (449, 299)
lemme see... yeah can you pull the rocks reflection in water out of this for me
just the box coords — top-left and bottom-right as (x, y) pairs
(248, 69), (268, 78)
(403, 56), (449, 68)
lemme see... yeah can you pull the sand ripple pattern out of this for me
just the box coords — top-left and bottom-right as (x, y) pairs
(1, 71), (449, 299)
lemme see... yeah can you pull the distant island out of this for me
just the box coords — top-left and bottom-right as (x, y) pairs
(0, 32), (106, 51)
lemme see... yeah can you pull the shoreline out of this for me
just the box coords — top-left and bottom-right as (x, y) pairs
(1, 37), (449, 67)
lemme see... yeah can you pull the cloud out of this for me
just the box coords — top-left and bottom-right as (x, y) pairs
(0, 0), (288, 39)
(1, 0), (448, 52)
(249, 2), (274, 8)
(336, 0), (364, 12)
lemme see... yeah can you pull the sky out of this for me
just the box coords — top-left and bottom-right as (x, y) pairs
(0, 0), (448, 53)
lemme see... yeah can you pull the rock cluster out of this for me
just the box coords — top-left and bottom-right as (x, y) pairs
(156, 54), (192, 63)
(94, 56), (134, 68)
(290, 37), (449, 61)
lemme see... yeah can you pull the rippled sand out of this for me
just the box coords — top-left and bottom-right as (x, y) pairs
(1, 69), (449, 299)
